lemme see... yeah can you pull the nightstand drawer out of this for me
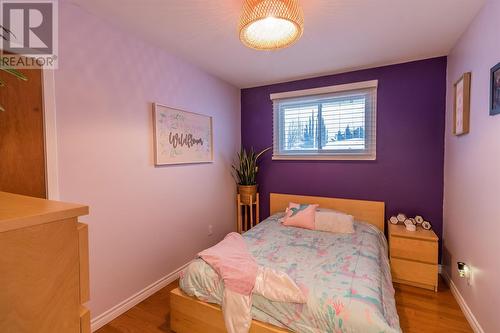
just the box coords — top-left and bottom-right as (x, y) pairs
(391, 258), (437, 287)
(390, 236), (437, 263)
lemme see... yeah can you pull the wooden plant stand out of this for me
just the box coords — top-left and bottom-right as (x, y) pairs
(237, 193), (259, 233)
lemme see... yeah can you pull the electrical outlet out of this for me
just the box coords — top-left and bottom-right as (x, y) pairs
(208, 224), (213, 236)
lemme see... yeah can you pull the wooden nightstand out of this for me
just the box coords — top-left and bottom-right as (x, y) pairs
(388, 223), (439, 291)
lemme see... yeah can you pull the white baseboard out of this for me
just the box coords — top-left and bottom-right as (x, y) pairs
(90, 261), (190, 332)
(441, 269), (484, 333)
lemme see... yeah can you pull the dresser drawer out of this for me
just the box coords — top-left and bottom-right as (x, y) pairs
(390, 236), (438, 263)
(391, 258), (437, 288)
(79, 306), (90, 333)
(77, 223), (90, 303)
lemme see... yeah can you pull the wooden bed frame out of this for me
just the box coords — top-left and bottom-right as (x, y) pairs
(170, 193), (385, 333)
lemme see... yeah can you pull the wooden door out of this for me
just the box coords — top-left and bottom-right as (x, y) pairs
(0, 67), (46, 198)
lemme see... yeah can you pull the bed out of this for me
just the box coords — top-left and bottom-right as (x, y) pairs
(170, 193), (401, 333)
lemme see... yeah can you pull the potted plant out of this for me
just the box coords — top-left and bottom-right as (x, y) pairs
(0, 67), (28, 112)
(232, 146), (271, 205)
(1, 25), (28, 112)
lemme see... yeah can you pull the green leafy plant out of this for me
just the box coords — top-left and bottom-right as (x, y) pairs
(232, 146), (271, 185)
(1, 24), (28, 112)
(0, 67), (28, 112)
(1, 24), (13, 41)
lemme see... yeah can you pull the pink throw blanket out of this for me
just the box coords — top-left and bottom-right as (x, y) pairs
(198, 232), (258, 296)
(197, 232), (306, 333)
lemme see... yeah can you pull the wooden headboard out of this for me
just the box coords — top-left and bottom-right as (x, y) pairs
(270, 193), (386, 232)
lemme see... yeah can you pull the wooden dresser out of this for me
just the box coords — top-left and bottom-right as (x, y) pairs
(0, 192), (90, 333)
(389, 223), (439, 291)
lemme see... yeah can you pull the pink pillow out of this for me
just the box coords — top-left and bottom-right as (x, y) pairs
(282, 204), (318, 230)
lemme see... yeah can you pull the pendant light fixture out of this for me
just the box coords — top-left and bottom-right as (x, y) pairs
(239, 0), (304, 50)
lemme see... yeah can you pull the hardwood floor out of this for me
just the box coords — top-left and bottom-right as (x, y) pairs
(96, 280), (179, 333)
(97, 276), (472, 333)
(395, 276), (472, 333)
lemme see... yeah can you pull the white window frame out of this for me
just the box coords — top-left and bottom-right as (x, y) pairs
(271, 80), (378, 161)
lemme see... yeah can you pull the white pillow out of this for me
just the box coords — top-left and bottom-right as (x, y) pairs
(315, 208), (355, 234)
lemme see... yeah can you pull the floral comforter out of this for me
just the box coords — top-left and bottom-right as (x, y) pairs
(180, 214), (401, 333)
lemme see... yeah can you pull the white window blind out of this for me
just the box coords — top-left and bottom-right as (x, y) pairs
(272, 81), (377, 160)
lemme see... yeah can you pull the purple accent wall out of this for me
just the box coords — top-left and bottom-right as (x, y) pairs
(241, 57), (446, 250)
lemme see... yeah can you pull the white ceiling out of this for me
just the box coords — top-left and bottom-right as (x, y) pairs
(71, 0), (485, 88)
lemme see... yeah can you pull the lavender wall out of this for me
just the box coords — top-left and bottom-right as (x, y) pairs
(55, 2), (240, 321)
(444, 0), (499, 331)
(242, 57), (446, 244)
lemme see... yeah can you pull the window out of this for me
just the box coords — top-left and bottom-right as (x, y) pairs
(272, 80), (377, 160)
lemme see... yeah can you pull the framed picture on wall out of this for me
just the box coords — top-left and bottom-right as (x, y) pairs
(490, 63), (500, 116)
(153, 103), (213, 166)
(453, 72), (471, 136)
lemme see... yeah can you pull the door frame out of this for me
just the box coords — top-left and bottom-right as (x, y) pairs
(42, 69), (59, 200)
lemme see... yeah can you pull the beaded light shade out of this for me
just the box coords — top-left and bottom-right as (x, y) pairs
(239, 0), (304, 50)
